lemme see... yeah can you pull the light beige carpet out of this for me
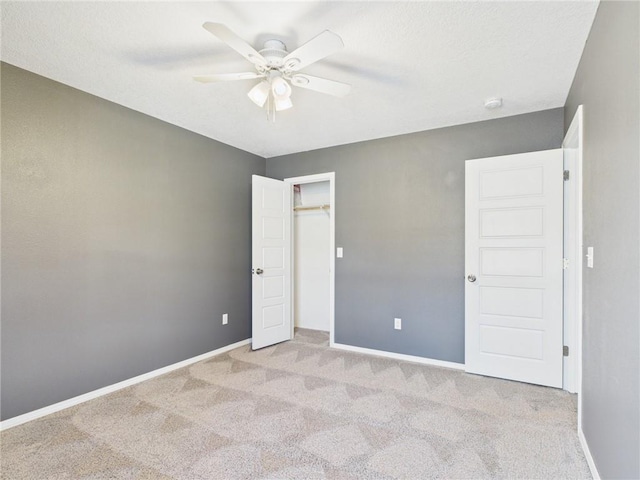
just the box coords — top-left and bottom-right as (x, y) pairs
(1, 329), (590, 479)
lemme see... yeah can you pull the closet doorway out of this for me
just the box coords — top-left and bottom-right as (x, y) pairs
(285, 173), (335, 344)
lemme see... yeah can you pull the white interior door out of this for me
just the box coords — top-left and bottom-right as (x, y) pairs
(252, 175), (292, 350)
(465, 149), (563, 388)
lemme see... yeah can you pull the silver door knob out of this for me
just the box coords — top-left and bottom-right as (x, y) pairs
(467, 274), (476, 283)
(255, 268), (264, 275)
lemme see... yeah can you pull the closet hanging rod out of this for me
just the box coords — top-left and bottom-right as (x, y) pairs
(293, 204), (330, 212)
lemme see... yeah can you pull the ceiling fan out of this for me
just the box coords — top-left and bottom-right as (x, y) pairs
(194, 23), (351, 121)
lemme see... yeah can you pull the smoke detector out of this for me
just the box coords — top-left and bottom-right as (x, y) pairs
(484, 97), (503, 109)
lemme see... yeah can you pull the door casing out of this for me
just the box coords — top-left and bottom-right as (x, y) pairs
(562, 106), (584, 396)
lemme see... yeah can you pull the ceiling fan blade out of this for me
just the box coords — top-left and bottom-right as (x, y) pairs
(202, 22), (266, 67)
(283, 30), (344, 71)
(193, 72), (264, 83)
(290, 74), (351, 97)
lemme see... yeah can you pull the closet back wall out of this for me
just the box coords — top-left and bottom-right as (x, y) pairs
(294, 181), (330, 331)
(1, 63), (265, 420)
(267, 108), (564, 363)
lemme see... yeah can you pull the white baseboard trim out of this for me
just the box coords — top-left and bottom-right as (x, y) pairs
(331, 342), (465, 371)
(578, 426), (600, 480)
(0, 338), (251, 432)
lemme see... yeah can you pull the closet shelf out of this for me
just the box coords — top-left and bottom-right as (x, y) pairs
(293, 204), (331, 212)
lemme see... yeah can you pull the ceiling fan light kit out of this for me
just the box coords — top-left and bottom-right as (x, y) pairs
(247, 81), (270, 107)
(274, 96), (293, 112)
(271, 75), (291, 97)
(195, 22), (351, 122)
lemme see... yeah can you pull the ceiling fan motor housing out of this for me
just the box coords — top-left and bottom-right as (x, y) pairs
(260, 39), (288, 68)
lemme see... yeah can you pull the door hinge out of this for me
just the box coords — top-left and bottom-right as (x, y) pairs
(564, 170), (570, 181)
(563, 345), (569, 357)
(563, 258), (569, 270)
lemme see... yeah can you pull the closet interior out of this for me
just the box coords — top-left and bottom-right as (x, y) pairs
(293, 181), (331, 332)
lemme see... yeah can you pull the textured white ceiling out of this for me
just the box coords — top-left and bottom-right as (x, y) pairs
(1, 1), (598, 158)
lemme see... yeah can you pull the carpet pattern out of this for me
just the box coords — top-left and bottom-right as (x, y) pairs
(1, 329), (590, 479)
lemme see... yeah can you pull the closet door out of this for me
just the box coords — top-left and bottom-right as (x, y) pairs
(251, 175), (292, 350)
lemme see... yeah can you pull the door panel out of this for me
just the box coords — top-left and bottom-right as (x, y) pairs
(480, 207), (544, 237)
(480, 166), (544, 198)
(480, 286), (544, 319)
(480, 248), (544, 277)
(479, 325), (544, 359)
(252, 175), (292, 350)
(465, 149), (563, 387)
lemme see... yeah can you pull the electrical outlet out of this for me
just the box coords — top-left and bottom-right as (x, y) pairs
(394, 318), (402, 330)
(222, 313), (228, 325)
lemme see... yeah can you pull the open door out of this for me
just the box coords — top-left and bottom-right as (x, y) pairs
(252, 175), (292, 350)
(465, 149), (563, 388)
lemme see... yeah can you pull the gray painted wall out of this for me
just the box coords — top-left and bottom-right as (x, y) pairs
(564, 2), (640, 478)
(1, 63), (264, 420)
(267, 109), (564, 363)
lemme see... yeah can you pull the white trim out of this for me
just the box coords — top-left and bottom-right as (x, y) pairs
(0, 338), (251, 431)
(284, 172), (336, 346)
(579, 426), (601, 480)
(562, 105), (584, 396)
(332, 342), (465, 371)
(564, 106), (594, 480)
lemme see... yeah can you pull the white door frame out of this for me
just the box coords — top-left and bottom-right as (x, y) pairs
(284, 172), (336, 345)
(562, 106), (584, 398)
